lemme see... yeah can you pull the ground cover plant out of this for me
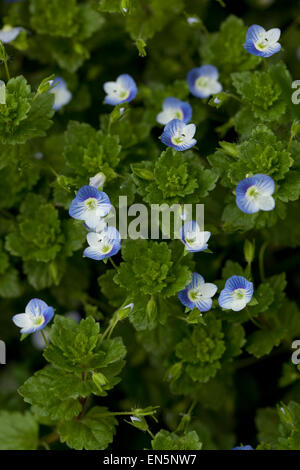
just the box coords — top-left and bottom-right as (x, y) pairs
(0, 0), (300, 451)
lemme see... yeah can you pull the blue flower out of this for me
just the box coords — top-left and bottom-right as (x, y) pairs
(84, 227), (121, 261)
(179, 220), (210, 252)
(104, 74), (137, 106)
(187, 65), (222, 98)
(12, 299), (54, 335)
(232, 445), (254, 450)
(236, 174), (275, 214)
(49, 77), (72, 110)
(69, 185), (111, 230)
(0, 25), (23, 44)
(244, 25), (281, 57)
(178, 273), (217, 312)
(161, 119), (197, 151)
(156, 97), (192, 125)
(218, 276), (253, 312)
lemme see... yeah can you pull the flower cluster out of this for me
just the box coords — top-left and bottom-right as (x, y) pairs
(5, 3), (297, 452)
(69, 185), (121, 262)
(178, 274), (253, 314)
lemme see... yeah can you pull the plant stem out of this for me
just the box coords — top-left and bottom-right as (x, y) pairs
(101, 312), (119, 342)
(246, 307), (263, 329)
(99, 410), (155, 417)
(3, 60), (10, 81)
(227, 93), (242, 103)
(41, 431), (59, 446)
(147, 428), (155, 439)
(109, 257), (118, 270)
(107, 316), (119, 339)
(187, 398), (197, 416)
(41, 330), (49, 346)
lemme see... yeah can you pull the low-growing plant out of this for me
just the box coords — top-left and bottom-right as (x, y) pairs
(0, 0), (300, 451)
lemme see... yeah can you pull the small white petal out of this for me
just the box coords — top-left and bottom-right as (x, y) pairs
(87, 232), (101, 246)
(265, 28), (281, 44)
(89, 172), (106, 189)
(13, 313), (32, 329)
(257, 195), (275, 211)
(199, 283), (218, 298)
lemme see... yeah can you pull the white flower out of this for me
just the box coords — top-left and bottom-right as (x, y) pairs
(244, 25), (281, 57)
(13, 299), (54, 335)
(89, 172), (106, 189)
(50, 77), (72, 110)
(187, 65), (222, 99)
(160, 119), (197, 151)
(0, 25), (23, 44)
(178, 273), (217, 312)
(187, 17), (200, 25)
(179, 221), (210, 252)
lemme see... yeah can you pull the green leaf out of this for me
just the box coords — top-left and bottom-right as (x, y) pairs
(5, 193), (63, 263)
(232, 64), (287, 122)
(30, 0), (79, 37)
(152, 430), (202, 450)
(134, 148), (218, 205)
(0, 411), (39, 450)
(18, 365), (83, 421)
(58, 406), (117, 450)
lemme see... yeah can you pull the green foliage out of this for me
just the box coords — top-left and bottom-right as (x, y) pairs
(58, 406), (117, 450)
(6, 194), (62, 263)
(168, 314), (245, 393)
(0, 76), (54, 144)
(201, 15), (260, 77)
(133, 148), (218, 204)
(152, 429), (202, 450)
(19, 316), (126, 422)
(256, 402), (300, 450)
(232, 64), (287, 123)
(114, 240), (192, 329)
(63, 121), (121, 186)
(0, 411), (39, 450)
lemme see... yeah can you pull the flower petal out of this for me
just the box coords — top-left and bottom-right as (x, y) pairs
(257, 195), (275, 211)
(246, 24), (265, 43)
(195, 297), (212, 312)
(86, 232), (101, 246)
(265, 28), (281, 44)
(25, 298), (48, 316)
(178, 289), (195, 310)
(192, 272), (205, 288)
(12, 313), (32, 329)
(42, 307), (55, 326)
(183, 123), (196, 140)
(200, 283), (218, 298)
(251, 174), (275, 195)
(84, 246), (106, 260)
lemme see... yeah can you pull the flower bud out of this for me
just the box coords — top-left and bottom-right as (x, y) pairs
(219, 141), (238, 158)
(89, 172), (106, 189)
(92, 372), (108, 392)
(146, 297), (157, 321)
(244, 239), (255, 264)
